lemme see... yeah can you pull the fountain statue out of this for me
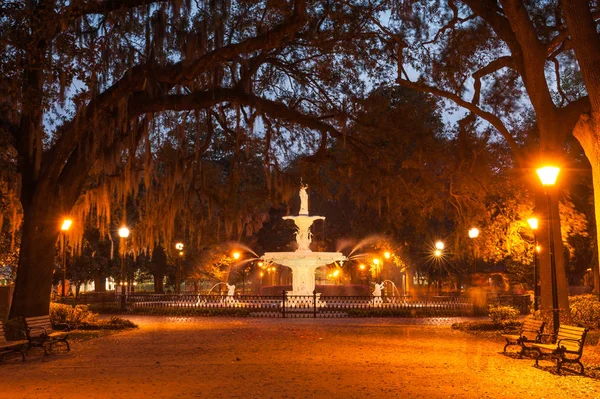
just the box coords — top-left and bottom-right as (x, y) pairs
(372, 282), (384, 306)
(299, 183), (309, 215)
(262, 183), (347, 302)
(224, 283), (238, 305)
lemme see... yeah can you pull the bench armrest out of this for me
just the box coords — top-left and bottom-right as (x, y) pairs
(557, 338), (582, 349)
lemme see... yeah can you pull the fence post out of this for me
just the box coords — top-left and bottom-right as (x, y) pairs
(282, 290), (287, 318)
(313, 289), (317, 318)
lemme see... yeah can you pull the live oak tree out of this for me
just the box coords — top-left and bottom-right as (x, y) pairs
(0, 0), (379, 317)
(369, 0), (600, 322)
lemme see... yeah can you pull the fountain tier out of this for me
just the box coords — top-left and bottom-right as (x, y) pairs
(262, 251), (346, 296)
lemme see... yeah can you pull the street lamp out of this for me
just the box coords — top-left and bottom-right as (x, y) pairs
(468, 228), (479, 274)
(536, 166), (560, 333)
(434, 241), (444, 295)
(527, 217), (540, 311)
(118, 226), (130, 302)
(60, 218), (72, 298)
(175, 242), (184, 294)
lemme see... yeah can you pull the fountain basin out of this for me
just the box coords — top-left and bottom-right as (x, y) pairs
(263, 251), (346, 297)
(263, 251), (345, 268)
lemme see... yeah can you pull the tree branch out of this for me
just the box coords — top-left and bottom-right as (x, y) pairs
(128, 87), (358, 160)
(396, 78), (522, 157)
(558, 96), (591, 135)
(472, 56), (514, 105)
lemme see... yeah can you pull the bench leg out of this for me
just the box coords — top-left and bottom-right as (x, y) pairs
(577, 361), (584, 375)
(534, 348), (543, 367)
(62, 339), (70, 351)
(19, 345), (26, 362)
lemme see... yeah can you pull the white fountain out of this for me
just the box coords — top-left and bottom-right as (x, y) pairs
(262, 183), (346, 303)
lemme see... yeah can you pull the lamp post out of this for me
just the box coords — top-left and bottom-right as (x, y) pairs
(61, 219), (72, 298)
(118, 226), (130, 306)
(434, 241), (444, 295)
(537, 166), (560, 333)
(175, 242), (184, 294)
(527, 217), (540, 311)
(468, 227), (479, 274)
(373, 258), (380, 282)
(231, 251), (242, 292)
(359, 264), (366, 286)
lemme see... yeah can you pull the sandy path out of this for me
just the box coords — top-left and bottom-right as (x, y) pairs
(0, 317), (598, 399)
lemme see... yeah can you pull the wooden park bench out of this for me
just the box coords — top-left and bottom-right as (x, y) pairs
(501, 318), (545, 357)
(0, 322), (28, 362)
(25, 315), (70, 355)
(532, 324), (587, 374)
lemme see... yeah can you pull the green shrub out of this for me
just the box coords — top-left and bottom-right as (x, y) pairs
(78, 316), (138, 330)
(569, 295), (600, 330)
(452, 320), (521, 332)
(50, 303), (99, 329)
(488, 304), (519, 324)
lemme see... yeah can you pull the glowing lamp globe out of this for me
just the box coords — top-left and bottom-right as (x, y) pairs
(61, 219), (73, 231)
(468, 228), (479, 239)
(435, 241), (444, 250)
(118, 227), (130, 238)
(536, 166), (560, 186)
(527, 217), (539, 230)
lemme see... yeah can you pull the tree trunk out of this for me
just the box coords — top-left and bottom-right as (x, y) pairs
(94, 275), (107, 292)
(9, 200), (60, 318)
(563, 1), (600, 297)
(153, 274), (164, 293)
(573, 118), (600, 295)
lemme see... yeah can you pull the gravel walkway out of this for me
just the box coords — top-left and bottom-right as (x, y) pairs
(1, 316), (599, 399)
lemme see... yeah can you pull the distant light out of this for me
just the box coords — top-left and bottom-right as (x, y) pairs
(536, 166), (560, 186)
(536, 245), (541, 253)
(373, 258), (380, 265)
(384, 251), (391, 259)
(333, 270), (340, 277)
(118, 227), (130, 238)
(175, 242), (184, 250)
(434, 249), (442, 257)
(61, 219), (73, 231)
(258, 262), (264, 267)
(179, 251), (184, 256)
(527, 218), (539, 230)
(359, 264), (366, 270)
(233, 252), (241, 260)
(468, 228), (479, 239)
(435, 241), (444, 250)
(260, 272), (264, 277)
